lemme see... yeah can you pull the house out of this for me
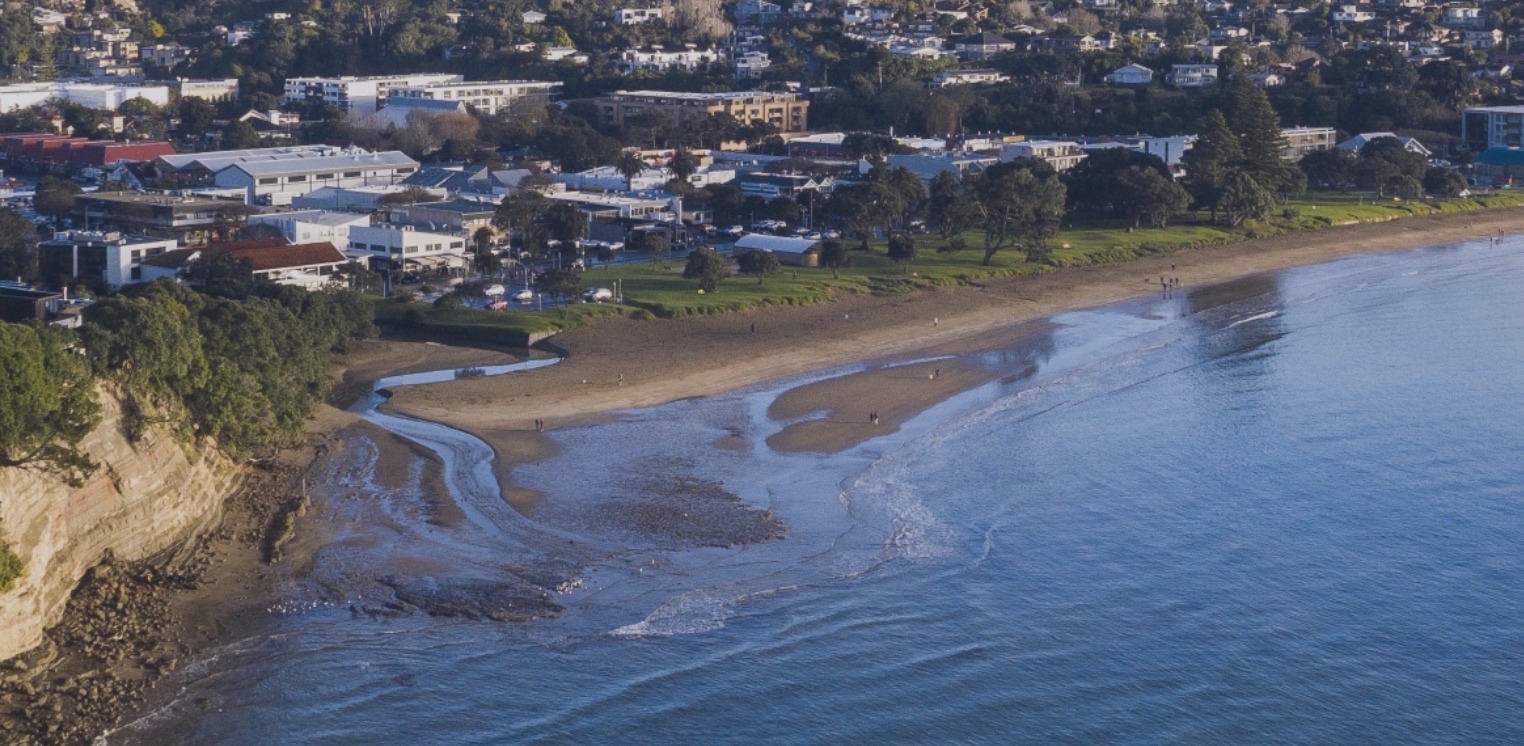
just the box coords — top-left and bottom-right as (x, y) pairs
(1093, 30), (1118, 50)
(734, 51), (773, 79)
(1282, 126), (1338, 159)
(615, 47), (722, 74)
(1210, 26), (1251, 40)
(1442, 6), (1483, 28)
(522, 10), (546, 24)
(876, 152), (999, 183)
(1332, 5), (1377, 22)
(953, 32), (1016, 60)
(0, 285), (64, 324)
(733, 234), (820, 267)
(1000, 140), (1087, 172)
(245, 210), (372, 249)
(544, 47), (588, 63)
(1166, 64), (1218, 87)
(933, 1), (988, 20)
(1030, 35), (1102, 53)
(929, 69), (1011, 88)
(402, 164), (495, 195)
(1337, 132), (1432, 157)
(736, 172), (833, 198)
(735, 0), (784, 23)
(1471, 146), (1524, 184)
(1248, 72), (1287, 87)
(615, 7), (666, 24)
(37, 230), (179, 289)
(1105, 64), (1154, 86)
(142, 241), (351, 289)
(1463, 29), (1503, 48)
(786, 132), (851, 158)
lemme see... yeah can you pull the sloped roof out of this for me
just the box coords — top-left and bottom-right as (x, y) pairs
(1475, 146), (1524, 165)
(734, 234), (820, 255)
(228, 151), (418, 177)
(140, 241), (347, 271)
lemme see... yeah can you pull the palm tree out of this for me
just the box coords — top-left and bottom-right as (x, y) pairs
(666, 146), (701, 184)
(615, 150), (647, 191)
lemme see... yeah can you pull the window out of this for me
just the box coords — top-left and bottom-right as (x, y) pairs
(258, 177), (279, 185)
(396, 167), (415, 174)
(130, 266), (141, 280)
(131, 249), (142, 260)
(344, 171), (362, 178)
(371, 244), (387, 253)
(405, 246), (419, 254)
(316, 173), (334, 179)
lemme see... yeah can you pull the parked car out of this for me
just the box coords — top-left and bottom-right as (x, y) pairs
(483, 284), (506, 297)
(822, 229), (841, 239)
(805, 232), (822, 241)
(719, 225), (745, 238)
(583, 287), (614, 302)
(486, 299), (509, 311)
(512, 289), (534, 302)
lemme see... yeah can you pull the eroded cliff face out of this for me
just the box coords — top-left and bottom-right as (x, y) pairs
(0, 389), (240, 662)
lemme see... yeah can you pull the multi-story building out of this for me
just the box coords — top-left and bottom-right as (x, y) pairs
(74, 192), (249, 241)
(614, 48), (722, 74)
(212, 151), (420, 206)
(597, 90), (809, 133)
(1462, 106), (1524, 152)
(164, 78), (240, 102)
(615, 7), (666, 24)
(952, 32), (1017, 60)
(1281, 126), (1338, 160)
(0, 81), (170, 113)
(37, 230), (178, 289)
(386, 80), (560, 116)
(281, 74), (464, 114)
(141, 240), (351, 289)
(1001, 140), (1088, 172)
(141, 44), (197, 70)
(1166, 64), (1219, 88)
(347, 224), (469, 270)
(246, 210), (373, 249)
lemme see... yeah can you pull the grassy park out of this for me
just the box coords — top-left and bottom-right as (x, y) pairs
(373, 190), (1524, 339)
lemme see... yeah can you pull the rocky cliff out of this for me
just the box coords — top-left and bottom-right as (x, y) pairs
(0, 388), (240, 662)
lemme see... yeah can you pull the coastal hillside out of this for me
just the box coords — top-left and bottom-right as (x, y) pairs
(0, 387), (239, 662)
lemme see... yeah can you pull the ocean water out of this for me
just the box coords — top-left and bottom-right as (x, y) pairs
(116, 238), (1524, 744)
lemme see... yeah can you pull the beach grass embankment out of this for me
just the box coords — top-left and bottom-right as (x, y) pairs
(379, 191), (1524, 339)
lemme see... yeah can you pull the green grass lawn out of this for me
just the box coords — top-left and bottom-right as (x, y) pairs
(377, 189), (1524, 339)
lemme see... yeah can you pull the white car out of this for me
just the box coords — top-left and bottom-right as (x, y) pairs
(483, 284), (506, 297)
(583, 287), (614, 302)
(512, 289), (534, 302)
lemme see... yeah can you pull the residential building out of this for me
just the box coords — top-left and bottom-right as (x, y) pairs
(544, 46), (589, 63)
(386, 79), (560, 116)
(933, 1), (988, 20)
(522, 10), (547, 23)
(614, 47), (722, 74)
(246, 210), (372, 249)
(1463, 29), (1503, 48)
(141, 44), (196, 70)
(734, 51), (773, 79)
(1030, 35), (1102, 53)
(547, 191), (679, 222)
(1000, 140), (1088, 172)
(281, 73), (464, 114)
(1105, 64), (1155, 86)
(952, 32), (1016, 60)
(0, 81), (170, 113)
(1332, 4), (1377, 22)
(212, 151), (421, 206)
(162, 77), (240, 102)
(929, 69), (1011, 88)
(1443, 6), (1483, 28)
(786, 133), (851, 159)
(346, 224), (469, 270)
(1166, 64), (1219, 88)
(735, 0), (784, 23)
(597, 90), (810, 133)
(735, 172), (834, 198)
(1249, 73), (1287, 87)
(1282, 126), (1339, 160)
(1337, 132), (1432, 157)
(142, 241), (351, 289)
(37, 230), (178, 289)
(554, 164), (734, 191)
(0, 285), (64, 324)
(615, 7), (666, 24)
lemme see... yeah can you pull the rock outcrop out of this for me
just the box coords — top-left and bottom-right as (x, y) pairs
(0, 389), (239, 662)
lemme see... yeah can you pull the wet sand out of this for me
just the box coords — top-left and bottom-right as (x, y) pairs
(384, 206), (1524, 460)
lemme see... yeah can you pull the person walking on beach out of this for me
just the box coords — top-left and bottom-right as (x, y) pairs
(750, 322), (756, 334)
(933, 316), (939, 327)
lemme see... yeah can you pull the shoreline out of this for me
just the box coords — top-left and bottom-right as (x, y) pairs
(383, 204), (1524, 463)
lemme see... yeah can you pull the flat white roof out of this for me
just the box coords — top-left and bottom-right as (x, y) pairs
(734, 234), (819, 254)
(229, 151), (418, 177)
(158, 145), (358, 171)
(250, 210), (370, 226)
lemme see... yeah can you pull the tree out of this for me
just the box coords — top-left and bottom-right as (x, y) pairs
(682, 246), (730, 291)
(493, 189), (549, 253)
(543, 202), (586, 247)
(534, 269), (582, 317)
(1424, 168), (1468, 198)
(615, 150), (647, 191)
(1417, 60), (1477, 110)
(33, 176), (81, 229)
(184, 249), (260, 299)
(178, 97), (217, 139)
(0, 208), (37, 281)
(79, 287), (210, 437)
(1228, 78), (1293, 196)
(0, 323), (101, 486)
(640, 232), (672, 265)
(886, 232), (918, 273)
(670, 0), (732, 42)
(1218, 170), (1275, 227)
(1359, 138), (1428, 185)
(818, 238), (853, 279)
(928, 171), (973, 240)
(1117, 167), (1191, 228)
(220, 117), (262, 148)
(666, 146), (701, 183)
(1384, 174), (1422, 200)
(1181, 110), (1244, 222)
(1300, 148), (1359, 191)
(596, 244), (615, 268)
(1063, 149), (1172, 214)
(964, 161), (1067, 266)
(736, 249), (781, 284)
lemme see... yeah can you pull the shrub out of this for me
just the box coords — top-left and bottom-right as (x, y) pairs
(0, 543), (22, 593)
(1282, 207), (1301, 220)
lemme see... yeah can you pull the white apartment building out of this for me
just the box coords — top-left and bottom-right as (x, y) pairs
(282, 74), (463, 114)
(734, 51), (773, 79)
(246, 210), (373, 249)
(387, 80), (560, 116)
(614, 47), (721, 74)
(1166, 64), (1219, 88)
(1000, 140), (1088, 172)
(212, 151), (420, 206)
(347, 224), (469, 269)
(37, 231), (178, 289)
(929, 69), (1010, 88)
(0, 81), (170, 113)
(615, 7), (666, 24)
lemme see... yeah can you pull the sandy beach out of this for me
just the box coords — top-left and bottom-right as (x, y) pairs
(380, 206), (1524, 466)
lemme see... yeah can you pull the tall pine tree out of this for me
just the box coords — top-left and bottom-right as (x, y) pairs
(1181, 109), (1243, 223)
(1227, 78), (1293, 196)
